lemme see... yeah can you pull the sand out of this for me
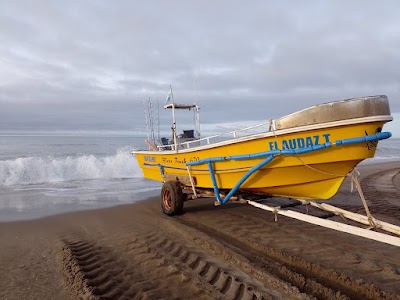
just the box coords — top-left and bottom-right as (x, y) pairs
(0, 162), (399, 300)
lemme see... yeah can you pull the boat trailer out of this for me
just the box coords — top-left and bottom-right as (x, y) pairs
(160, 132), (400, 247)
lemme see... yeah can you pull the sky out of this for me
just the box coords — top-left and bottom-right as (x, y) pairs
(0, 0), (399, 136)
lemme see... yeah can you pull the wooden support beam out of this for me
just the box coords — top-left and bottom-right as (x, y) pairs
(247, 200), (400, 248)
(306, 201), (400, 236)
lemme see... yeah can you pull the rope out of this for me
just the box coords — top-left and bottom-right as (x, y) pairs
(186, 166), (197, 198)
(293, 157), (378, 228)
(348, 169), (377, 228)
(272, 207), (278, 221)
(294, 155), (347, 177)
(269, 119), (279, 141)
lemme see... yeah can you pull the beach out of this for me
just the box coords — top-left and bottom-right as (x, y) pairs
(0, 161), (399, 300)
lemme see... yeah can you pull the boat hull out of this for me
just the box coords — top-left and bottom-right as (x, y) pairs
(135, 120), (388, 200)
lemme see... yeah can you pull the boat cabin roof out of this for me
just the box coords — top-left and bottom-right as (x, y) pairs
(164, 103), (198, 110)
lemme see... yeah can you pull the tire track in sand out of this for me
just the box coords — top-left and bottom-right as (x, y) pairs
(362, 168), (400, 219)
(175, 211), (400, 300)
(61, 238), (181, 300)
(125, 231), (278, 300)
(61, 232), (280, 300)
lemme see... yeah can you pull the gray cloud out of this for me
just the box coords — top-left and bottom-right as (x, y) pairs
(0, 0), (399, 134)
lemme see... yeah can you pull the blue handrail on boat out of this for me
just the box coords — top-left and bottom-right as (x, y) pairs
(186, 131), (391, 204)
(207, 156), (275, 204)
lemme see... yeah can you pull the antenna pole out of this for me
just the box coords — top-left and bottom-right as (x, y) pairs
(148, 98), (156, 145)
(193, 77), (200, 139)
(194, 77), (197, 104)
(157, 98), (160, 144)
(143, 100), (150, 142)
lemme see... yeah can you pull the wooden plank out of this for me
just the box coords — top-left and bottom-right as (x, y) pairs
(307, 202), (400, 236)
(247, 200), (400, 248)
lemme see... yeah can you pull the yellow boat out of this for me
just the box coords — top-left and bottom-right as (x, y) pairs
(133, 95), (392, 215)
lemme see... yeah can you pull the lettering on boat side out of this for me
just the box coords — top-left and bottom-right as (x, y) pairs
(161, 156), (200, 164)
(175, 157), (187, 164)
(268, 134), (331, 150)
(144, 156), (156, 162)
(162, 157), (173, 163)
(189, 156), (200, 162)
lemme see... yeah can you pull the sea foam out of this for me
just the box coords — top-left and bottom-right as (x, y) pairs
(0, 147), (142, 186)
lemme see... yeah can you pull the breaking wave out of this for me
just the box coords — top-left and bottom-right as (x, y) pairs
(0, 147), (142, 186)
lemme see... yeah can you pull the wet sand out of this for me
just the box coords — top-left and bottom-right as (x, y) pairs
(0, 162), (399, 300)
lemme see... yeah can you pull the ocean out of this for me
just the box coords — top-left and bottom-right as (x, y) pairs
(0, 135), (160, 222)
(0, 135), (399, 222)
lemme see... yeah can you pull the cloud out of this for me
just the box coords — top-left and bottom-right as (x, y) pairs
(0, 1), (399, 133)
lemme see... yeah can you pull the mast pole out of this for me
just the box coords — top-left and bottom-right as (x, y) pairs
(157, 98), (160, 144)
(148, 98), (156, 145)
(143, 100), (150, 142)
(172, 104), (177, 151)
(196, 105), (201, 139)
(193, 77), (201, 139)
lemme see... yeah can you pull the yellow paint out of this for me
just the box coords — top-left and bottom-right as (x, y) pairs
(134, 121), (386, 200)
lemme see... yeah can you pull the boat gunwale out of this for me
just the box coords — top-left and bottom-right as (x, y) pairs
(132, 114), (393, 155)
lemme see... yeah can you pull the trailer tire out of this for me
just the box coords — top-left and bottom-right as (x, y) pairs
(161, 181), (184, 216)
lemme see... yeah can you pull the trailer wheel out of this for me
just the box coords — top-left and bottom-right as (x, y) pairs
(161, 181), (184, 216)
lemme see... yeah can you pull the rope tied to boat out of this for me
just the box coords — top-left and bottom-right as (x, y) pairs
(349, 168), (360, 193)
(292, 159), (379, 228)
(294, 156), (347, 178)
(269, 119), (280, 144)
(348, 168), (377, 228)
(272, 207), (279, 222)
